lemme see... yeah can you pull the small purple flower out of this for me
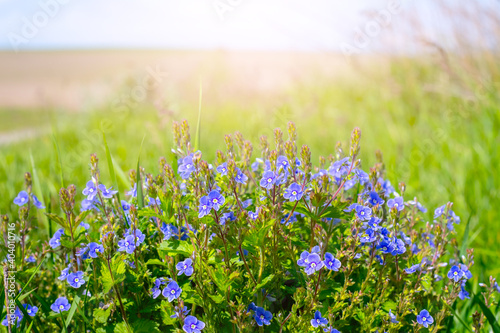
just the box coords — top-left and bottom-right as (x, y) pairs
(25, 255), (36, 263)
(50, 297), (71, 313)
(387, 196), (404, 212)
(404, 264), (420, 274)
(235, 169), (248, 184)
(67, 271), (85, 288)
(49, 228), (64, 249)
(355, 205), (372, 221)
(98, 184), (118, 199)
(126, 184), (137, 197)
(118, 234), (137, 254)
(277, 155), (289, 171)
(367, 191), (384, 206)
(459, 285), (470, 300)
(434, 205), (446, 219)
(176, 258), (194, 276)
(82, 181), (98, 200)
(248, 210), (259, 220)
(311, 310), (328, 328)
(254, 307), (272, 326)
(460, 264), (472, 280)
(198, 196), (212, 218)
(183, 315), (205, 333)
(13, 191), (29, 206)
(151, 278), (166, 299)
(304, 253), (324, 275)
(416, 309), (433, 328)
(283, 183), (303, 202)
(260, 171), (276, 190)
(323, 253), (341, 271)
(24, 304), (38, 317)
(32, 194), (45, 209)
(171, 305), (190, 318)
(447, 265), (464, 282)
(323, 327), (340, 333)
(88, 242), (104, 258)
(178, 155), (195, 179)
(121, 200), (131, 212)
(163, 280), (182, 302)
(377, 238), (395, 254)
(208, 190), (224, 211)
(58, 266), (71, 281)
(389, 309), (399, 324)
(216, 162), (228, 175)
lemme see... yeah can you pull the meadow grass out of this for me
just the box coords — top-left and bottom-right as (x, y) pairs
(0, 55), (498, 290)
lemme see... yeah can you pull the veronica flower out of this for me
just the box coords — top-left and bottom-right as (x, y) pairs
(98, 184), (118, 199)
(163, 280), (182, 302)
(304, 253), (324, 275)
(24, 304), (38, 317)
(216, 162), (228, 175)
(183, 315), (205, 333)
(171, 305), (190, 318)
(459, 285), (470, 300)
(178, 155), (195, 179)
(58, 266), (71, 281)
(254, 307), (272, 326)
(117, 234), (137, 254)
(277, 155), (289, 171)
(49, 228), (64, 249)
(323, 253), (341, 271)
(387, 196), (404, 212)
(404, 264), (420, 274)
(389, 309), (399, 324)
(25, 255), (36, 263)
(235, 169), (248, 184)
(260, 171), (276, 190)
(311, 310), (328, 328)
(447, 265), (464, 282)
(82, 181), (98, 200)
(283, 183), (304, 201)
(126, 184), (137, 197)
(416, 309), (433, 328)
(355, 205), (372, 221)
(51, 297), (71, 313)
(208, 190), (224, 211)
(67, 271), (85, 288)
(13, 190), (29, 206)
(176, 258), (194, 276)
(88, 242), (104, 258)
(32, 194), (45, 209)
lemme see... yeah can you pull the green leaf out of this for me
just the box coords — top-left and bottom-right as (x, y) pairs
(14, 299), (39, 333)
(15, 258), (45, 303)
(208, 293), (225, 304)
(145, 259), (167, 267)
(44, 213), (67, 229)
(474, 293), (500, 333)
(254, 274), (274, 293)
(444, 302), (473, 333)
(62, 294), (81, 331)
(158, 240), (194, 257)
(131, 319), (160, 333)
(93, 308), (111, 324)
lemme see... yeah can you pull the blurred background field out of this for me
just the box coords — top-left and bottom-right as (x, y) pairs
(0, 0), (499, 327)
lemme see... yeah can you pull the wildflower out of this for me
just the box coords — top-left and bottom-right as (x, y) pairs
(183, 315), (205, 333)
(389, 309), (399, 324)
(163, 280), (182, 302)
(58, 266), (71, 281)
(67, 271), (85, 288)
(79, 222), (90, 230)
(303, 253), (324, 275)
(377, 238), (395, 254)
(206, 190), (223, 211)
(13, 190), (29, 206)
(198, 196), (212, 218)
(171, 305), (190, 318)
(24, 304), (38, 317)
(404, 264), (420, 274)
(416, 309), (433, 328)
(235, 169), (248, 184)
(50, 297), (71, 313)
(260, 171), (276, 190)
(323, 253), (341, 271)
(355, 205), (372, 221)
(151, 278), (166, 299)
(25, 255), (36, 263)
(387, 197), (404, 212)
(248, 210), (259, 220)
(407, 198), (427, 213)
(49, 228), (64, 249)
(82, 181), (98, 200)
(447, 265), (464, 282)
(87, 242), (104, 258)
(277, 155), (289, 171)
(220, 212), (236, 225)
(126, 184), (137, 197)
(367, 191), (384, 206)
(283, 183), (304, 201)
(32, 194), (45, 209)
(117, 234), (137, 254)
(121, 200), (131, 213)
(460, 264), (473, 280)
(176, 258), (194, 276)
(1, 307), (23, 327)
(254, 306), (273, 326)
(323, 327), (340, 333)
(216, 162), (228, 175)
(178, 155), (195, 179)
(434, 205), (446, 219)
(459, 285), (470, 300)
(98, 184), (117, 198)
(311, 310), (328, 328)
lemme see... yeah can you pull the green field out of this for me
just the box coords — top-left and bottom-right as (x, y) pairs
(0, 52), (499, 288)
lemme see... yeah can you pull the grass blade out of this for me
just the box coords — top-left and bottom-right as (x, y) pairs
(103, 132), (121, 203)
(444, 302), (473, 333)
(460, 212), (473, 257)
(194, 79), (202, 151)
(62, 293), (81, 331)
(30, 151), (49, 231)
(15, 258), (45, 302)
(51, 134), (64, 188)
(136, 135), (146, 208)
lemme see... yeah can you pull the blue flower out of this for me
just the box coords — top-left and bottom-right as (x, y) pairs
(24, 304), (38, 317)
(434, 205), (446, 219)
(183, 315), (205, 333)
(367, 191), (384, 206)
(235, 169), (248, 184)
(1, 307), (23, 327)
(118, 234), (137, 254)
(67, 271), (85, 288)
(355, 205), (372, 221)
(260, 171), (276, 190)
(323, 327), (340, 333)
(407, 198), (427, 213)
(13, 190), (29, 206)
(216, 162), (228, 175)
(121, 200), (131, 212)
(79, 222), (90, 230)
(323, 253), (341, 271)
(98, 184), (117, 199)
(404, 264), (420, 274)
(126, 184), (137, 197)
(220, 212), (236, 225)
(460, 264), (472, 280)
(303, 253), (324, 275)
(311, 310), (328, 328)
(198, 196), (212, 218)
(87, 242), (104, 258)
(50, 297), (71, 313)
(248, 210), (259, 220)
(208, 190), (225, 211)
(178, 155), (195, 179)
(32, 194), (45, 209)
(447, 265), (464, 282)
(254, 306), (272, 326)
(388, 309), (399, 324)
(151, 278), (166, 299)
(58, 266), (71, 281)
(49, 228), (64, 249)
(176, 258), (194, 276)
(163, 280), (182, 302)
(387, 197), (404, 212)
(25, 255), (36, 263)
(416, 309), (433, 328)
(459, 285), (470, 300)
(377, 238), (395, 254)
(171, 305), (190, 318)
(277, 155), (289, 171)
(82, 181), (98, 200)
(283, 183), (303, 202)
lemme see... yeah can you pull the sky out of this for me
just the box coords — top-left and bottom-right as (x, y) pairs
(0, 0), (498, 52)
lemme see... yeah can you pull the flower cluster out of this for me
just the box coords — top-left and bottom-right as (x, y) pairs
(1, 122), (491, 332)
